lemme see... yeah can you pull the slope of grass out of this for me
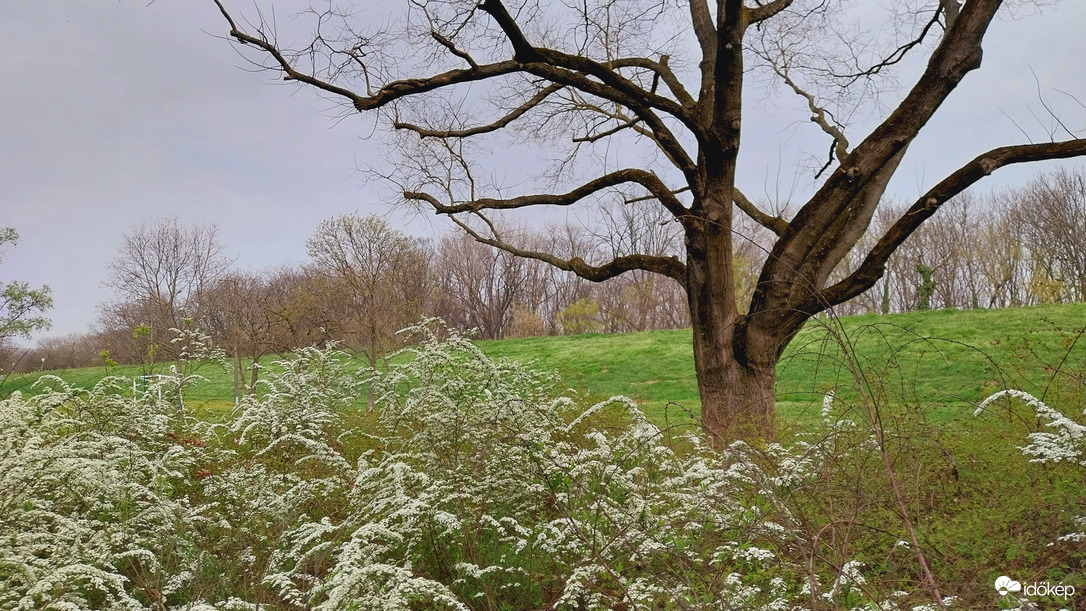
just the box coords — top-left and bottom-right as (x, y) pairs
(5, 303), (1084, 425)
(478, 303), (1086, 425)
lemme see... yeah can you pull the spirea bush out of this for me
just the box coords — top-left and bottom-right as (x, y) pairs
(978, 389), (1086, 543)
(3, 322), (972, 610)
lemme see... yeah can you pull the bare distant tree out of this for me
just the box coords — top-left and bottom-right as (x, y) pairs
(306, 214), (431, 399)
(213, 0), (1086, 441)
(102, 218), (231, 361)
(1014, 168), (1086, 302)
(29, 333), (101, 371)
(434, 232), (530, 339)
(205, 271), (295, 397)
(975, 197), (1030, 309)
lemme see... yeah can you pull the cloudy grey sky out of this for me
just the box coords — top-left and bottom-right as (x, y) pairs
(2, 1), (1084, 340)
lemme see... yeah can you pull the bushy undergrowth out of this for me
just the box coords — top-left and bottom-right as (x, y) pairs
(2, 321), (1084, 610)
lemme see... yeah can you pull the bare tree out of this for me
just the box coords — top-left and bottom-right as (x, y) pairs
(433, 232), (529, 339)
(30, 333), (101, 371)
(1014, 168), (1086, 303)
(102, 218), (231, 361)
(306, 214), (431, 400)
(212, 0), (1086, 441)
(204, 271), (295, 398)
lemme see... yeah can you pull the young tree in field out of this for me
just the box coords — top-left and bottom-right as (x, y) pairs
(205, 271), (293, 397)
(0, 228), (53, 369)
(212, 0), (1086, 440)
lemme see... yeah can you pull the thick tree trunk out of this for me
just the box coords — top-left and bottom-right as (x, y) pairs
(691, 322), (777, 443)
(685, 213), (781, 442)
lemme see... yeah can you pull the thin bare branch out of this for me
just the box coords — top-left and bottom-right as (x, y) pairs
(734, 188), (790, 236)
(451, 216), (687, 284)
(393, 83), (564, 138)
(608, 55), (696, 108)
(773, 59), (850, 164)
(405, 167), (687, 219)
(431, 30), (479, 69)
(827, 7), (943, 89)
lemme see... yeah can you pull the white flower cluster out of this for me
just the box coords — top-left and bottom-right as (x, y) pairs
(1, 321), (946, 609)
(977, 389), (1086, 546)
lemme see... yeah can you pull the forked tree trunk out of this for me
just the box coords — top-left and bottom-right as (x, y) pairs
(692, 337), (777, 443)
(685, 215), (786, 442)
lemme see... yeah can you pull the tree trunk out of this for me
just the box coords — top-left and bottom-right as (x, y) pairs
(685, 212), (780, 442)
(692, 335), (776, 443)
(248, 356), (260, 394)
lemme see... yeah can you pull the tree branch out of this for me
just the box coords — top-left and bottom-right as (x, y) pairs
(393, 84), (564, 138)
(405, 168), (687, 219)
(818, 138), (1086, 308)
(608, 56), (696, 109)
(452, 216), (687, 285)
(430, 30), (479, 70)
(746, 0), (795, 25)
(827, 6), (943, 88)
(221, 12), (525, 113)
(773, 59), (850, 164)
(759, 0), (1004, 310)
(733, 188), (789, 236)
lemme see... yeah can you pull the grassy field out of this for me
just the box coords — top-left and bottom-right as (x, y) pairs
(5, 303), (1085, 427)
(480, 303), (1086, 425)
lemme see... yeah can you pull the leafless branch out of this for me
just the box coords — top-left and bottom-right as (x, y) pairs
(734, 188), (790, 236)
(826, 6), (943, 88)
(746, 0), (795, 25)
(772, 59), (850, 164)
(405, 167), (687, 219)
(819, 137), (1086, 307)
(450, 215), (687, 284)
(393, 83), (564, 138)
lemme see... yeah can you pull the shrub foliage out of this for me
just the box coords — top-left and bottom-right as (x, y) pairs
(2, 322), (1084, 609)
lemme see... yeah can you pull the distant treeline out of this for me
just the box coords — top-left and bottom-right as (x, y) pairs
(10, 167), (1086, 377)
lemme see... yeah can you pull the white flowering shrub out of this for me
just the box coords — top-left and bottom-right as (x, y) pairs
(0, 377), (206, 610)
(977, 389), (1086, 546)
(258, 322), (856, 610)
(2, 321), (973, 609)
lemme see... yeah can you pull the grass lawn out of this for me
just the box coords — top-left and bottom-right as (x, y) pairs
(479, 303), (1086, 427)
(5, 303), (1084, 429)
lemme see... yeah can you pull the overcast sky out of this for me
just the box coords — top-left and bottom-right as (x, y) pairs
(2, 1), (1085, 340)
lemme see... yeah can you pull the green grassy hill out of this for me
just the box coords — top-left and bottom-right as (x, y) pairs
(480, 303), (1086, 423)
(4, 303), (1085, 427)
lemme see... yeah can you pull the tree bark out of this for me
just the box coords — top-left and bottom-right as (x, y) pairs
(690, 314), (777, 442)
(684, 204), (781, 441)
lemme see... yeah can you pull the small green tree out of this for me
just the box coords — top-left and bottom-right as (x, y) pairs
(132, 324), (160, 376)
(916, 263), (935, 312)
(0, 228), (53, 349)
(99, 349), (117, 374)
(558, 297), (604, 335)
